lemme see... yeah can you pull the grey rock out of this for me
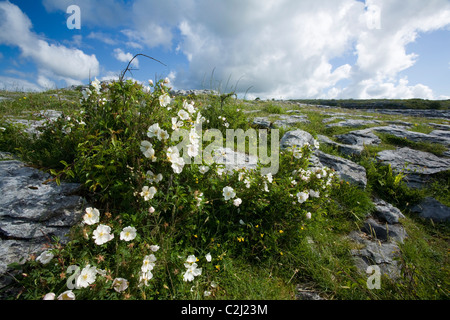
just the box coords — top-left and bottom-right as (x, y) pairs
(322, 116), (347, 124)
(373, 126), (450, 146)
(335, 128), (381, 146)
(372, 199), (405, 225)
(311, 151), (367, 188)
(350, 231), (402, 280)
(362, 217), (408, 243)
(272, 114), (310, 128)
(376, 147), (450, 188)
(280, 129), (317, 150)
(252, 117), (273, 129)
(0, 160), (86, 292)
(365, 108), (450, 120)
(411, 197), (450, 222)
(429, 123), (450, 131)
(325, 119), (381, 128)
(317, 134), (364, 156)
(296, 284), (325, 300)
(170, 89), (218, 97)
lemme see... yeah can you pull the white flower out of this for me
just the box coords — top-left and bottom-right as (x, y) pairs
(150, 245), (160, 252)
(83, 207), (100, 225)
(166, 146), (179, 163)
(36, 250), (54, 265)
(142, 85), (151, 94)
(157, 129), (169, 141)
(189, 129), (200, 144)
(139, 271), (153, 286)
(149, 206), (155, 214)
(178, 109), (190, 121)
(306, 212), (312, 220)
(297, 191), (309, 204)
(81, 88), (91, 100)
(140, 141), (155, 160)
(171, 156), (185, 174)
(91, 78), (101, 94)
(205, 253), (212, 262)
(244, 178), (251, 189)
(204, 291), (211, 297)
(120, 226), (137, 242)
(222, 186), (236, 201)
(199, 165), (209, 174)
(265, 173), (273, 183)
(112, 278), (129, 293)
(92, 224), (114, 245)
(98, 98), (107, 106)
(233, 198), (242, 207)
(293, 147), (302, 159)
(148, 79), (154, 86)
(163, 77), (170, 84)
(187, 143), (200, 157)
(195, 112), (206, 124)
(159, 93), (172, 107)
(309, 189), (320, 198)
(314, 139), (320, 149)
(140, 186), (157, 201)
(183, 100), (196, 114)
(142, 254), (157, 273)
(43, 293), (56, 300)
(147, 170), (163, 184)
(147, 123), (161, 138)
(172, 117), (183, 131)
(57, 290), (76, 300)
(216, 166), (225, 176)
(186, 255), (197, 264)
(76, 265), (97, 288)
(183, 263), (202, 282)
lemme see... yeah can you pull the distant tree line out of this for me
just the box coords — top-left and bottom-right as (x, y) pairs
(289, 99), (449, 110)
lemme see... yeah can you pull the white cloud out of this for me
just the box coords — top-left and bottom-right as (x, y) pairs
(87, 32), (118, 46)
(0, 76), (42, 92)
(113, 48), (139, 68)
(37, 75), (56, 90)
(0, 1), (100, 89)
(5, 0), (450, 98)
(169, 0), (450, 99)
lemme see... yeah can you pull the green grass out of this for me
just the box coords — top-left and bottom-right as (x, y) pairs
(1, 89), (449, 301)
(376, 132), (447, 156)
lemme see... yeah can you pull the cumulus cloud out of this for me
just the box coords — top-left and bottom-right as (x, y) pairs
(0, 1), (100, 89)
(9, 0), (450, 98)
(113, 48), (139, 67)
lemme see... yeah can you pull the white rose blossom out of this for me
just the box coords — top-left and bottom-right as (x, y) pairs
(92, 224), (114, 245)
(222, 186), (236, 201)
(120, 226), (137, 242)
(112, 278), (129, 293)
(36, 250), (54, 265)
(83, 207), (100, 225)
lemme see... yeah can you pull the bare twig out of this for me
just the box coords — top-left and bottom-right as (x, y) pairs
(119, 54), (167, 83)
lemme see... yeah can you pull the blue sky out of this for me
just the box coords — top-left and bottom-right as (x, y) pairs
(1, 0), (449, 100)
